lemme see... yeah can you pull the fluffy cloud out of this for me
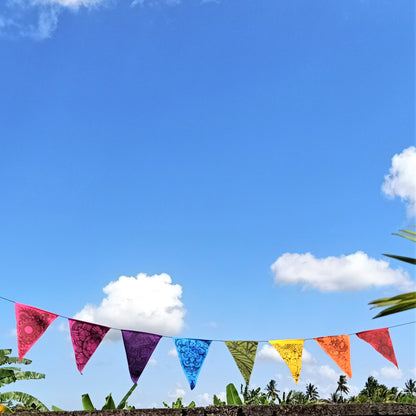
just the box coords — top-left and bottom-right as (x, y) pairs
(168, 385), (186, 399)
(168, 347), (178, 357)
(271, 251), (415, 292)
(372, 366), (403, 380)
(382, 146), (416, 217)
(196, 393), (212, 406)
(257, 344), (283, 362)
(74, 273), (185, 339)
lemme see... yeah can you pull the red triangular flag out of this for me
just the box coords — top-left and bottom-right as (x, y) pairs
(15, 303), (58, 360)
(69, 319), (110, 373)
(315, 335), (352, 378)
(356, 328), (398, 367)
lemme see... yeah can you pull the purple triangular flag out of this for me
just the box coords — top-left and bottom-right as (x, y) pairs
(122, 330), (161, 384)
(69, 319), (110, 373)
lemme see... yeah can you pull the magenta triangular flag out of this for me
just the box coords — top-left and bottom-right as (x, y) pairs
(122, 330), (161, 384)
(68, 319), (110, 373)
(356, 328), (398, 367)
(15, 303), (58, 360)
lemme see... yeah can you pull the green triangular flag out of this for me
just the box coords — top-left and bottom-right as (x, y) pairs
(225, 341), (258, 384)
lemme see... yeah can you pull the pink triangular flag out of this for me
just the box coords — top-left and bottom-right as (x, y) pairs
(15, 303), (58, 360)
(356, 328), (398, 367)
(68, 319), (110, 373)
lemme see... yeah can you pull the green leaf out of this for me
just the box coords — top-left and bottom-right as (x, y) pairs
(392, 232), (416, 242)
(102, 393), (116, 410)
(213, 394), (225, 406)
(14, 371), (45, 381)
(383, 254), (416, 265)
(373, 301), (416, 318)
(172, 398), (183, 408)
(52, 405), (64, 411)
(188, 401), (196, 408)
(117, 383), (137, 409)
(0, 391), (49, 412)
(399, 228), (416, 236)
(226, 383), (243, 405)
(369, 292), (416, 308)
(81, 394), (96, 410)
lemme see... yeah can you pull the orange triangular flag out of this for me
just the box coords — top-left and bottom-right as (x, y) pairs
(356, 328), (398, 367)
(269, 339), (304, 384)
(15, 303), (58, 360)
(315, 335), (352, 378)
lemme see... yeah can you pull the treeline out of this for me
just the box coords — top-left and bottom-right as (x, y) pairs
(221, 376), (416, 406)
(163, 376), (416, 408)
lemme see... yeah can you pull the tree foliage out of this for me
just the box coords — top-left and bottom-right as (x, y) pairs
(0, 349), (48, 413)
(370, 228), (416, 318)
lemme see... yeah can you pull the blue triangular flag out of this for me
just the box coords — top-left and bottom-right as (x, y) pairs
(174, 338), (211, 390)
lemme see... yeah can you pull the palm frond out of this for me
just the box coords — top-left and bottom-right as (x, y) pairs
(383, 254), (416, 265)
(0, 392), (49, 412)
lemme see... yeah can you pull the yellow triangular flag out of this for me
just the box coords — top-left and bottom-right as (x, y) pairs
(269, 339), (304, 384)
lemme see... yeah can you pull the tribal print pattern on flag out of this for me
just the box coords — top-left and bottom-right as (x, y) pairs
(225, 341), (258, 385)
(269, 339), (304, 384)
(174, 338), (211, 390)
(315, 335), (352, 378)
(122, 330), (161, 384)
(356, 328), (398, 367)
(15, 303), (58, 360)
(69, 319), (110, 373)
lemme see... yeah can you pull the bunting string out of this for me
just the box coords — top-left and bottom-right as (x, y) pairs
(0, 295), (415, 388)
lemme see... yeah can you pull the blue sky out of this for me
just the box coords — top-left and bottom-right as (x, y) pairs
(0, 0), (415, 410)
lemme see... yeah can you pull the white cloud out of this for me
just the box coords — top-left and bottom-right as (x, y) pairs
(314, 364), (339, 382)
(168, 347), (178, 357)
(74, 273), (185, 340)
(302, 348), (318, 366)
(168, 384), (186, 399)
(131, 0), (181, 6)
(382, 146), (416, 217)
(196, 393), (212, 406)
(257, 344), (283, 362)
(271, 251), (415, 292)
(31, 0), (106, 9)
(372, 366), (403, 380)
(0, 0), (106, 39)
(1, 0), (191, 39)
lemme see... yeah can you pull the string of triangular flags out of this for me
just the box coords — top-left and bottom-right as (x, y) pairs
(8, 300), (413, 390)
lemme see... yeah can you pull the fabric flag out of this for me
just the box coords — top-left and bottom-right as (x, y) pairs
(15, 303), (58, 361)
(121, 330), (161, 384)
(69, 319), (110, 373)
(174, 338), (211, 390)
(269, 339), (304, 384)
(356, 328), (398, 367)
(225, 341), (258, 385)
(315, 335), (352, 378)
